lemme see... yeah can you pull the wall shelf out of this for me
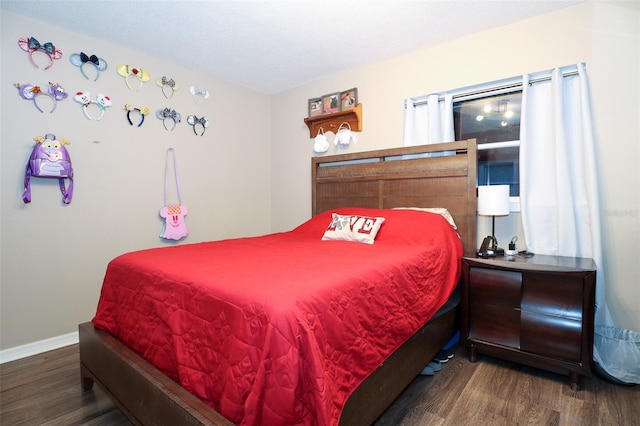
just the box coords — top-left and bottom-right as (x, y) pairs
(304, 103), (362, 138)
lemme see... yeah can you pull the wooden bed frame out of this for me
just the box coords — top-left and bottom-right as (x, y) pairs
(79, 139), (477, 426)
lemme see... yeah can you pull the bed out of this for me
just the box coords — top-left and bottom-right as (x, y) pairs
(79, 139), (478, 426)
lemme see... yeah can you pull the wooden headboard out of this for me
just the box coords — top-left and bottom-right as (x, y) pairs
(312, 139), (478, 254)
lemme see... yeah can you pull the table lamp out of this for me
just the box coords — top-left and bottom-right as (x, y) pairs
(478, 185), (510, 256)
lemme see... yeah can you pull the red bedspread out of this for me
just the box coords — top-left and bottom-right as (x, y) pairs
(93, 207), (462, 425)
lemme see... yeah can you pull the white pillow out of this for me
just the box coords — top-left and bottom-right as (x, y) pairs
(321, 213), (386, 244)
(392, 207), (458, 230)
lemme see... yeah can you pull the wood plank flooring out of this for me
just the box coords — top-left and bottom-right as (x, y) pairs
(1, 343), (638, 425)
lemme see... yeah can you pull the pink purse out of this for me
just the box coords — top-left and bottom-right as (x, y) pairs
(159, 148), (188, 240)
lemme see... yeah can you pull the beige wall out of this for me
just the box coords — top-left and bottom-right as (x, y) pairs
(0, 10), (271, 350)
(270, 2), (640, 331)
(1, 1), (638, 352)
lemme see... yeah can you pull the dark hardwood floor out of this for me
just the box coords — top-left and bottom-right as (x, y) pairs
(1, 343), (638, 425)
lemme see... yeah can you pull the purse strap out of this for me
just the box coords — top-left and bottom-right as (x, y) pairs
(164, 148), (182, 206)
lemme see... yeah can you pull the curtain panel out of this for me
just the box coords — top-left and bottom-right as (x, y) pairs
(403, 93), (453, 146)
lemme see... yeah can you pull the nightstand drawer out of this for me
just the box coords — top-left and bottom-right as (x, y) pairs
(469, 267), (521, 307)
(469, 304), (520, 348)
(521, 311), (582, 361)
(522, 273), (584, 320)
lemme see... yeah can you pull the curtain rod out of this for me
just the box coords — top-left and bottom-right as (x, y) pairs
(411, 69), (580, 107)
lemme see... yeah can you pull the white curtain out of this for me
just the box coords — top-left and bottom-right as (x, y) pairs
(520, 63), (616, 376)
(403, 93), (454, 147)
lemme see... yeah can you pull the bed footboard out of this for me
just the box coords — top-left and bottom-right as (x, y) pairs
(80, 308), (456, 426)
(79, 322), (234, 426)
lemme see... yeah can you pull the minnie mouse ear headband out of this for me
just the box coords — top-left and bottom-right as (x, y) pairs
(187, 115), (209, 136)
(15, 82), (68, 113)
(116, 64), (150, 90)
(69, 52), (108, 81)
(156, 107), (181, 131)
(190, 85), (209, 105)
(123, 103), (150, 127)
(74, 91), (112, 121)
(157, 76), (178, 99)
(18, 37), (63, 70)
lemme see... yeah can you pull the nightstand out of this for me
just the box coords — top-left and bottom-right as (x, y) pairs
(461, 254), (596, 390)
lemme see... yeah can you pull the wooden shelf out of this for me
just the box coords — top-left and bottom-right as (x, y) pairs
(304, 103), (362, 138)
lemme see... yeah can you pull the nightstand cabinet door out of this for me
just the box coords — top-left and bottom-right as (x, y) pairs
(468, 267), (521, 348)
(521, 273), (585, 362)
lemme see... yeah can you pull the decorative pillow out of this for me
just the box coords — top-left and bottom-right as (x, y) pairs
(321, 213), (386, 244)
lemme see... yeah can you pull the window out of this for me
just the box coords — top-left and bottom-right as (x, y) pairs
(453, 91), (521, 197)
(406, 65), (582, 211)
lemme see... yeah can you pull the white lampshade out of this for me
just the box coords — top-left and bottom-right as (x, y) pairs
(478, 185), (510, 216)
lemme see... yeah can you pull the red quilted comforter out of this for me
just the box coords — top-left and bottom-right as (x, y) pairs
(93, 207), (462, 425)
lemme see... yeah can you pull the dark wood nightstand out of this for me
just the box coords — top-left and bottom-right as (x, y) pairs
(461, 254), (596, 390)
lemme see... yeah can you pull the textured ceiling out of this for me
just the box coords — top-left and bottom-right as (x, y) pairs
(1, 0), (582, 94)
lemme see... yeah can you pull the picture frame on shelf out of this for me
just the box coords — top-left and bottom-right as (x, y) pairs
(340, 88), (358, 110)
(322, 92), (341, 115)
(308, 97), (322, 118)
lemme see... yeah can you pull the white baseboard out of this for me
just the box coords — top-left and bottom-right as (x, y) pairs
(0, 331), (79, 364)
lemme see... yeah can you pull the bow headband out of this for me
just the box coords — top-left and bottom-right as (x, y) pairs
(69, 52), (108, 80)
(157, 76), (179, 99)
(187, 115), (210, 136)
(156, 107), (182, 131)
(18, 37), (63, 70)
